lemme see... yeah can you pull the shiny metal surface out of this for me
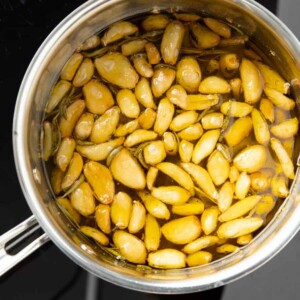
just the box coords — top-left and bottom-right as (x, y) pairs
(11, 0), (300, 294)
(0, 215), (49, 276)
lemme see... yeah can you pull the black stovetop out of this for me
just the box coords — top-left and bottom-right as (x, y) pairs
(1, 0), (300, 299)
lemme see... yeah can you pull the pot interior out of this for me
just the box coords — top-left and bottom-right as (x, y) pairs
(15, 0), (300, 293)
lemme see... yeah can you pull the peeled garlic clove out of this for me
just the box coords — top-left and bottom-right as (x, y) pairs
(170, 111), (199, 132)
(113, 230), (147, 264)
(138, 191), (170, 220)
(73, 58), (95, 87)
(143, 141), (166, 165)
(70, 182), (95, 216)
(174, 13), (201, 22)
(219, 53), (239, 78)
(186, 251), (213, 267)
(237, 234), (253, 246)
(81, 226), (109, 246)
(217, 217), (264, 239)
(59, 100), (85, 138)
(171, 198), (204, 216)
(60, 53), (83, 81)
(146, 167), (158, 190)
(95, 52), (139, 89)
(229, 78), (242, 100)
(132, 55), (154, 78)
(142, 14), (170, 31)
(135, 77), (156, 109)
(181, 162), (218, 201)
(110, 148), (146, 190)
(138, 108), (157, 129)
(201, 206), (220, 235)
(166, 84), (188, 109)
(95, 204), (111, 234)
(270, 118), (299, 139)
(76, 137), (124, 161)
(128, 201), (146, 234)
(61, 152), (83, 191)
(102, 21), (138, 45)
(224, 117), (253, 147)
(182, 235), (219, 254)
(259, 98), (274, 123)
(78, 35), (101, 51)
(51, 167), (65, 195)
(176, 56), (201, 93)
(234, 171), (251, 200)
(156, 162), (195, 195)
(250, 169), (273, 192)
(46, 80), (71, 114)
(271, 173), (289, 198)
(151, 186), (191, 205)
(229, 165), (240, 183)
(121, 39), (147, 56)
(177, 123), (203, 141)
(185, 94), (219, 111)
(178, 140), (194, 163)
(240, 58), (263, 104)
(111, 192), (132, 229)
(144, 214), (161, 251)
(218, 181), (234, 212)
(201, 113), (224, 130)
(207, 150), (230, 186)
(221, 101), (253, 117)
(43, 121), (53, 161)
(198, 76), (231, 94)
(190, 22), (220, 49)
(162, 216), (201, 244)
(251, 108), (270, 145)
(270, 138), (294, 179)
(161, 20), (185, 65)
(145, 42), (161, 65)
(148, 249), (186, 269)
(203, 18), (231, 38)
(282, 137), (295, 159)
(151, 67), (176, 98)
(264, 86), (295, 111)
(116, 89), (140, 119)
(162, 131), (179, 155)
(56, 137), (76, 172)
(192, 129), (220, 164)
(83, 161), (115, 204)
(115, 120), (140, 137)
(83, 80), (114, 115)
(154, 98), (175, 135)
(124, 129), (158, 148)
(254, 61), (290, 94)
(74, 112), (94, 140)
(233, 145), (267, 173)
(216, 244), (239, 254)
(218, 195), (262, 222)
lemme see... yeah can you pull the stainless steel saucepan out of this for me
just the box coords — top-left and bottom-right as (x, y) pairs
(1, 0), (300, 294)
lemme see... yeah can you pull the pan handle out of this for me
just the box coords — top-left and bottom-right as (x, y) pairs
(0, 215), (50, 276)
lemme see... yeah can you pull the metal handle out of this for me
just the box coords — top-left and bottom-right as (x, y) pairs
(0, 215), (50, 276)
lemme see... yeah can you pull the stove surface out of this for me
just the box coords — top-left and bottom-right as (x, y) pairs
(1, 0), (300, 299)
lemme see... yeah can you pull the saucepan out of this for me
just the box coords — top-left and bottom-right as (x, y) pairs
(1, 0), (300, 294)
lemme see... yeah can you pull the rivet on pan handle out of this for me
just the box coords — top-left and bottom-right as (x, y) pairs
(0, 215), (49, 276)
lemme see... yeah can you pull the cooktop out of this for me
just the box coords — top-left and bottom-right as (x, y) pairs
(1, 0), (300, 299)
